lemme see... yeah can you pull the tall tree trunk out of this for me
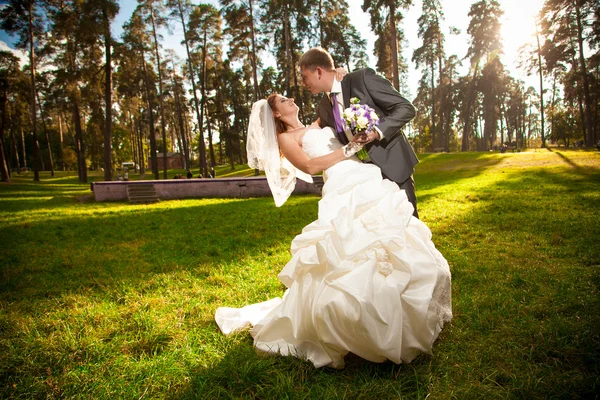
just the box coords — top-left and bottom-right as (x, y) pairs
(149, 8), (168, 179)
(430, 59), (436, 151)
(58, 113), (65, 170)
(198, 29), (208, 177)
(568, 35), (588, 142)
(218, 120), (223, 165)
(0, 106), (11, 179)
(129, 115), (137, 171)
(389, 5), (400, 91)
(20, 127), (27, 170)
(0, 139), (8, 182)
(535, 27), (546, 147)
(238, 138), (243, 165)
(0, 88), (9, 182)
(499, 99), (505, 146)
(284, 6), (292, 96)
(292, 50), (304, 122)
(35, 91), (54, 177)
(318, 0), (324, 46)
(136, 115), (146, 175)
(64, 32), (84, 180)
(72, 102), (87, 182)
(103, 7), (113, 181)
(183, 107), (192, 165)
(174, 114), (183, 157)
(10, 120), (21, 174)
(227, 135), (234, 170)
(527, 100), (532, 145)
(551, 73), (557, 140)
(172, 74), (189, 170)
(175, 0), (204, 176)
(248, 0), (260, 101)
(574, 0), (594, 146)
(462, 65), (479, 151)
(438, 50), (445, 151)
(206, 112), (215, 168)
(28, 5), (41, 181)
(141, 51), (158, 178)
(248, 0), (259, 101)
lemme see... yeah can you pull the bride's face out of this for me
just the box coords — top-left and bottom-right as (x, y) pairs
(272, 96), (298, 119)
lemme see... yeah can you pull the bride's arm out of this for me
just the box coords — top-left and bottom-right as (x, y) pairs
(278, 132), (360, 175)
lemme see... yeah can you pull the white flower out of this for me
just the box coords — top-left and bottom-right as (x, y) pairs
(357, 116), (369, 130)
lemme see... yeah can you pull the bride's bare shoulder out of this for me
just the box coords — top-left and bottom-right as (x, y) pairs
(279, 129), (308, 146)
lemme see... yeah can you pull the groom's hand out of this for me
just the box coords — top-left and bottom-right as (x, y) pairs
(354, 130), (379, 145)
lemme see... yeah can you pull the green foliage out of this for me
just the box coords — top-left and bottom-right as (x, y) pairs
(1, 151), (599, 398)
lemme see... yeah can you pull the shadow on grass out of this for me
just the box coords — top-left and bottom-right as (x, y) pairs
(0, 195), (321, 301)
(416, 151), (505, 172)
(425, 165), (600, 398)
(177, 339), (432, 399)
(546, 147), (599, 172)
(415, 152), (505, 193)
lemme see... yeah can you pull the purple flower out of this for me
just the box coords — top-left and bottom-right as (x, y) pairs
(342, 98), (380, 133)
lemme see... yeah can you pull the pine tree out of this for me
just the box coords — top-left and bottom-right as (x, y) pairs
(188, 3), (222, 176)
(463, 0), (503, 151)
(540, 0), (596, 146)
(0, 0), (46, 181)
(363, 0), (412, 90)
(413, 0), (445, 151)
(312, 0), (368, 71)
(121, 9), (160, 178)
(0, 52), (20, 182)
(81, 0), (120, 181)
(138, 0), (170, 178)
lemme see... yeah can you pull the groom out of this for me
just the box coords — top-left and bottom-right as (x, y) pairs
(299, 47), (420, 218)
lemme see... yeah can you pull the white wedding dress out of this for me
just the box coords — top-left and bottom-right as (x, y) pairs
(215, 127), (452, 368)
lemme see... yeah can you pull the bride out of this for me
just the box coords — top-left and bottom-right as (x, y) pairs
(215, 93), (452, 369)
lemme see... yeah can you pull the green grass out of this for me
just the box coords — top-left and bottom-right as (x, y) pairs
(1, 149), (599, 399)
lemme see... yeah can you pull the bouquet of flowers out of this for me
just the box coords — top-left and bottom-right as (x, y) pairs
(342, 98), (380, 161)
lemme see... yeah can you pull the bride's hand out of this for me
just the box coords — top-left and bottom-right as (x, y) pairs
(335, 67), (348, 81)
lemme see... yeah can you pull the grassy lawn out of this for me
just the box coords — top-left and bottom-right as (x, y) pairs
(1, 149), (599, 399)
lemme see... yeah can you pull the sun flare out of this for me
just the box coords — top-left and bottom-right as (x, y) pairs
(500, 0), (545, 53)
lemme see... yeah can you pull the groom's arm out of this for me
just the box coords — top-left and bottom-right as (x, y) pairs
(362, 68), (415, 140)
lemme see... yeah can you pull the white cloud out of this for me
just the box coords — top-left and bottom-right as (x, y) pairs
(0, 41), (27, 66)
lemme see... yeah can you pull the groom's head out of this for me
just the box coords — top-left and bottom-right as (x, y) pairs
(299, 47), (336, 94)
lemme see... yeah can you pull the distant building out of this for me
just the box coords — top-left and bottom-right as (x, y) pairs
(148, 153), (184, 170)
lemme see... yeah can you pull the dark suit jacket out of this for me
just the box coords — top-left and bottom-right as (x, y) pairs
(318, 68), (418, 184)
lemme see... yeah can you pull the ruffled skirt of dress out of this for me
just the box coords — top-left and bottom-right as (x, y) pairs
(215, 161), (452, 369)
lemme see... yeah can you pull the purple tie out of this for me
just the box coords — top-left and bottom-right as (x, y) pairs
(330, 93), (349, 145)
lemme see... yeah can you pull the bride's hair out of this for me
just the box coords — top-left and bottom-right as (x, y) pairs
(267, 93), (287, 135)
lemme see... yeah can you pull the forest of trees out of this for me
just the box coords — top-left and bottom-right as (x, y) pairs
(0, 0), (598, 183)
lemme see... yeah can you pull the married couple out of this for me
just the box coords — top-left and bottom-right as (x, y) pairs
(215, 47), (452, 369)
